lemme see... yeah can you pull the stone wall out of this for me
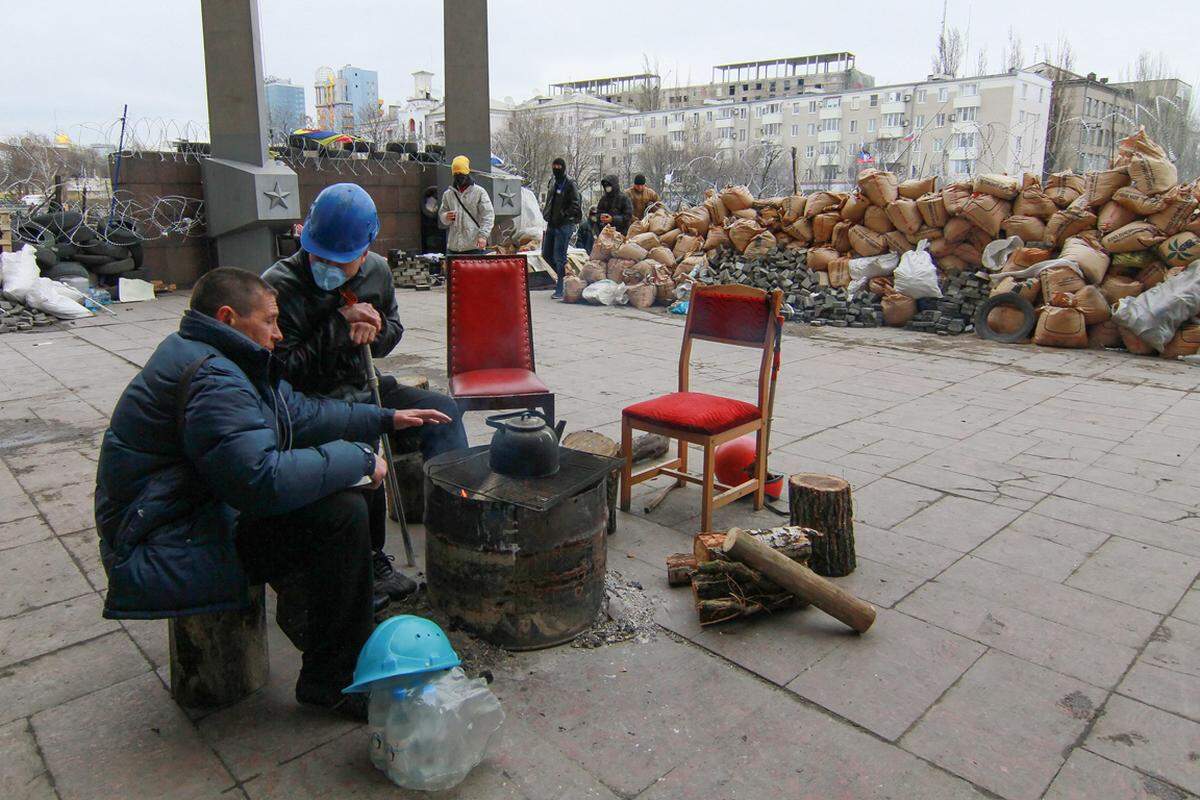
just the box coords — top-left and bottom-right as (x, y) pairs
(111, 152), (429, 285)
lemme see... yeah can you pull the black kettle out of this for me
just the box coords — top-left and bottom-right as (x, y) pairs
(485, 411), (566, 478)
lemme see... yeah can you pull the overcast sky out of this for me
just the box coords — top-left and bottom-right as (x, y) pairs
(3, 0), (1197, 143)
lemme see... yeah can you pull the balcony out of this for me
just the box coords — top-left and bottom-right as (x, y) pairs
(951, 119), (978, 133)
(950, 146), (979, 161)
(818, 105), (843, 120)
(953, 93), (982, 109)
(817, 129), (842, 143)
(628, 124), (645, 135)
(818, 152), (841, 166)
(760, 111), (783, 125)
(667, 119), (685, 132)
(878, 126), (906, 140)
(881, 100), (906, 115)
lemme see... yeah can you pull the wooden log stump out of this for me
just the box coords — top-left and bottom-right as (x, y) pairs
(169, 584), (268, 708)
(666, 553), (698, 586)
(563, 430), (620, 534)
(788, 473), (856, 577)
(631, 433), (670, 464)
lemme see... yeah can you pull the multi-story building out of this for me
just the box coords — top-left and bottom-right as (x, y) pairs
(379, 71), (441, 147)
(264, 77), (306, 140)
(594, 70), (1052, 193)
(425, 92), (633, 146)
(551, 52), (874, 111)
(313, 64), (380, 133)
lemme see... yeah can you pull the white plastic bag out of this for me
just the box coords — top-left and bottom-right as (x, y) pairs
(517, 186), (546, 239)
(1, 245), (39, 303)
(25, 277), (92, 319)
(893, 240), (942, 299)
(1113, 266), (1200, 351)
(581, 279), (629, 306)
(848, 252), (900, 296)
(981, 235), (1023, 272)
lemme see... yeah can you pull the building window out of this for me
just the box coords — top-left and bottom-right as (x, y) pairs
(955, 132), (976, 149)
(1021, 83), (1029, 99)
(739, 129), (746, 141)
(935, 113), (946, 127)
(914, 114), (926, 128)
(867, 119), (876, 132)
(807, 123), (816, 135)
(869, 94), (878, 107)
(740, 108), (748, 118)
(961, 83), (978, 97)
(938, 87), (949, 102)
(883, 113), (903, 128)
(809, 100), (818, 113)
(887, 91), (903, 102)
(820, 118), (841, 132)
(932, 138), (943, 152)
(791, 124), (799, 136)
(958, 106), (978, 122)
(849, 119), (858, 133)
(819, 142), (838, 154)
(1039, 87), (1044, 102)
(951, 158), (972, 174)
(851, 96), (861, 110)
(650, 117), (656, 128)
(762, 123), (781, 137)
(824, 97), (841, 108)
(805, 145), (815, 158)
(793, 102), (801, 113)
(916, 89), (928, 104)
(911, 164), (919, 177)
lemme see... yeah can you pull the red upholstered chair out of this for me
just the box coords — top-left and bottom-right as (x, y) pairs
(446, 255), (554, 423)
(620, 284), (783, 533)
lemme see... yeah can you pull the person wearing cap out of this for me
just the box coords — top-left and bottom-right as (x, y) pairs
(627, 174), (659, 220)
(263, 183), (468, 616)
(438, 155), (494, 255)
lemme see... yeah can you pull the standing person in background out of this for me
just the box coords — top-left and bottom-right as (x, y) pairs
(419, 186), (446, 254)
(439, 156), (494, 255)
(541, 157), (581, 300)
(575, 206), (598, 255)
(595, 174), (634, 235)
(627, 174), (659, 220)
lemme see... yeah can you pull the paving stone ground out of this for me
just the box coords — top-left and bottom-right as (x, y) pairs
(1, 288), (1199, 799)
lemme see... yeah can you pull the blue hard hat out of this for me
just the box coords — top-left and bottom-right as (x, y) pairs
(300, 182), (379, 262)
(343, 615), (461, 694)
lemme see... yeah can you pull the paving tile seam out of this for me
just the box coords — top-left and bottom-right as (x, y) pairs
(1111, 687), (1200, 727)
(1076, 745), (1198, 800)
(13, 714), (62, 800)
(0, 587), (99, 623)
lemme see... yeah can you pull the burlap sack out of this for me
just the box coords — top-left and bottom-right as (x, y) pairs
(781, 194), (808, 225)
(938, 254), (968, 272)
(626, 219), (647, 239)
(849, 225), (889, 257)
(1097, 201), (1137, 236)
(942, 183), (972, 216)
(1088, 319), (1122, 349)
(705, 195), (730, 226)
(591, 225), (624, 259)
(1045, 206), (1098, 245)
(1185, 213), (1200, 235)
(1047, 171), (1086, 194)
(943, 216), (974, 243)
(725, 219), (764, 253)
(841, 193), (870, 223)
(885, 230), (915, 254)
(1068, 285), (1112, 325)
(731, 208), (758, 220)
(1116, 128), (1178, 195)
(743, 232), (777, 259)
(676, 254), (706, 278)
(1034, 307), (1088, 348)
(673, 234), (704, 261)
(1160, 323), (1200, 358)
(614, 241), (648, 262)
(1112, 186), (1167, 215)
(703, 226), (730, 251)
(1013, 175), (1058, 219)
(881, 292), (917, 326)
(1080, 168), (1131, 208)
(807, 247), (840, 271)
(962, 195), (1012, 238)
(660, 228), (682, 247)
(805, 191), (845, 219)
(626, 282), (656, 309)
(646, 206), (675, 236)
(581, 260), (608, 284)
(562, 275), (586, 303)
(858, 169), (899, 206)
(916, 193), (949, 228)
(1102, 222), (1166, 253)
(988, 304), (1031, 335)
(973, 174), (1020, 200)
(1118, 324), (1156, 355)
(993, 276), (1041, 304)
(1046, 186), (1082, 208)
(654, 280), (676, 306)
(629, 231), (661, 250)
(672, 208), (705, 237)
(911, 226), (944, 244)
(885, 198), (923, 236)
(1013, 244), (1055, 268)
(863, 205), (895, 234)
(832, 221), (852, 252)
(1060, 236), (1110, 284)
(647, 246), (676, 267)
(784, 217), (813, 244)
(758, 205), (783, 231)
(1003, 215), (1046, 242)
(1099, 275), (1143, 305)
(812, 212), (840, 243)
(1041, 265), (1086, 303)
(607, 258), (635, 282)
(1146, 185), (1199, 235)
(1137, 263), (1168, 291)
(1111, 250), (1158, 271)
(1158, 231), (1200, 268)
(828, 257), (851, 288)
(719, 185), (755, 212)
(953, 242), (983, 267)
(928, 237), (955, 259)
(868, 276), (894, 295)
(899, 177), (936, 200)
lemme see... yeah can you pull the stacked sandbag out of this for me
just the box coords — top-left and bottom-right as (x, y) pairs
(16, 212), (146, 283)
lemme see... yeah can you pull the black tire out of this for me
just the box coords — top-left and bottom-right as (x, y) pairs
(50, 242), (77, 260)
(71, 225), (98, 244)
(120, 268), (149, 281)
(79, 241), (131, 259)
(100, 220), (144, 245)
(46, 262), (90, 281)
(974, 293), (1037, 343)
(75, 253), (115, 267)
(34, 247), (59, 270)
(128, 242), (144, 268)
(31, 211), (83, 235)
(91, 257), (136, 276)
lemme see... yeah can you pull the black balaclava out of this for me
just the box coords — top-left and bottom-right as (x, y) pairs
(552, 158), (566, 180)
(453, 173), (471, 189)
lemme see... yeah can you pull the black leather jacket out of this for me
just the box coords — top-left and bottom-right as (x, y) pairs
(261, 249), (403, 401)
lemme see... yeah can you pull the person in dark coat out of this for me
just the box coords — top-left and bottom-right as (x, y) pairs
(595, 174), (634, 235)
(575, 206), (598, 254)
(541, 156), (582, 299)
(262, 184), (467, 612)
(94, 267), (449, 720)
(419, 186), (446, 253)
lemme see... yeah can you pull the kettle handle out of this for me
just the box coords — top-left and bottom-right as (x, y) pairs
(554, 420), (566, 440)
(485, 410), (527, 430)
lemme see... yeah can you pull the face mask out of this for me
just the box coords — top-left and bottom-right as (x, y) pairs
(310, 257), (349, 291)
(453, 174), (469, 189)
(552, 166), (565, 179)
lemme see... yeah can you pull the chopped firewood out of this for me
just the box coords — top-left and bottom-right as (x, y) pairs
(693, 526), (813, 565)
(666, 553), (698, 586)
(693, 532), (727, 564)
(151, 280), (177, 293)
(696, 593), (798, 626)
(631, 433), (669, 463)
(789, 474), (856, 577)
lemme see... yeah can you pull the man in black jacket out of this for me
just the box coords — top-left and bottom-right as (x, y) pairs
(541, 156), (582, 299)
(263, 184), (468, 610)
(595, 174), (634, 235)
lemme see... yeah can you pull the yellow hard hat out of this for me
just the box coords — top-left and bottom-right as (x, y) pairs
(451, 155), (470, 175)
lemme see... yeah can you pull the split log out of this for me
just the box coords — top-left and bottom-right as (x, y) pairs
(632, 433), (670, 463)
(694, 526), (813, 565)
(720, 528), (876, 633)
(788, 473), (856, 577)
(666, 553), (698, 586)
(691, 559), (790, 599)
(696, 593), (798, 626)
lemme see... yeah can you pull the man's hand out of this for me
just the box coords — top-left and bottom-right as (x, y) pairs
(475, 236), (488, 250)
(369, 453), (388, 490)
(339, 302), (381, 330)
(348, 321), (379, 345)
(446, 210), (458, 222)
(393, 409), (452, 429)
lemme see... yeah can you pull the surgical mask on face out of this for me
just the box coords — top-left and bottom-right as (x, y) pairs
(310, 257), (349, 291)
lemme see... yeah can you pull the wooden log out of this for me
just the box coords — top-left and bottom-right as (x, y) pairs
(632, 433), (670, 463)
(788, 473), (856, 577)
(696, 593), (798, 626)
(666, 553), (698, 586)
(693, 527), (812, 566)
(720, 528), (876, 633)
(169, 584), (269, 708)
(691, 560), (797, 600)
(694, 532), (728, 563)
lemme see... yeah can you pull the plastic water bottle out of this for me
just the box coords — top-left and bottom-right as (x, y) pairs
(366, 675), (424, 772)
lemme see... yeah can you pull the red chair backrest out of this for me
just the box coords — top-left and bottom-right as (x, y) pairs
(447, 256), (535, 376)
(689, 285), (772, 346)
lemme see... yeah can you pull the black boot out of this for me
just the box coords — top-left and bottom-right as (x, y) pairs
(373, 550), (417, 606)
(295, 675), (368, 722)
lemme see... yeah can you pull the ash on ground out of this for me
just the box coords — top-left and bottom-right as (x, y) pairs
(572, 570), (659, 649)
(383, 587), (513, 676)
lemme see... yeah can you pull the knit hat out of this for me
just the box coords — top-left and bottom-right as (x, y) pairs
(451, 155), (471, 175)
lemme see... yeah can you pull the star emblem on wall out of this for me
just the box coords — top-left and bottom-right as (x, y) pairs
(263, 180), (291, 210)
(497, 187), (517, 209)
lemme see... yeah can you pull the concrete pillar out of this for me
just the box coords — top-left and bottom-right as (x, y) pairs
(443, 0), (492, 192)
(200, 0), (268, 168)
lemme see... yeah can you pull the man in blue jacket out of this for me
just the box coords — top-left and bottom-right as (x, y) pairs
(94, 267), (448, 720)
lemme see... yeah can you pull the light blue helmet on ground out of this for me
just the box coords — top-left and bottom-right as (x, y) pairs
(343, 615), (461, 694)
(300, 182), (379, 262)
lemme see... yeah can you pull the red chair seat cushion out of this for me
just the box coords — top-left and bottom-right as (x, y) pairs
(623, 392), (761, 435)
(450, 368), (549, 398)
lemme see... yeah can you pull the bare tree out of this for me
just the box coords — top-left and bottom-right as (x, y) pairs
(972, 48), (989, 78)
(492, 110), (561, 196)
(1121, 52), (1200, 181)
(0, 134), (106, 205)
(635, 55), (664, 113)
(633, 121), (721, 207)
(1039, 36), (1080, 175)
(931, 27), (964, 78)
(1002, 27), (1025, 72)
(355, 101), (391, 145)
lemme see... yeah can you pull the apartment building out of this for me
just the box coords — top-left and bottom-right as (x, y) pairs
(314, 65), (380, 132)
(1028, 63), (1137, 173)
(594, 70), (1052, 191)
(425, 93), (633, 146)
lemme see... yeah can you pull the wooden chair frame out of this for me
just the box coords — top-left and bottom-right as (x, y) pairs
(620, 285), (783, 532)
(445, 254), (555, 424)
